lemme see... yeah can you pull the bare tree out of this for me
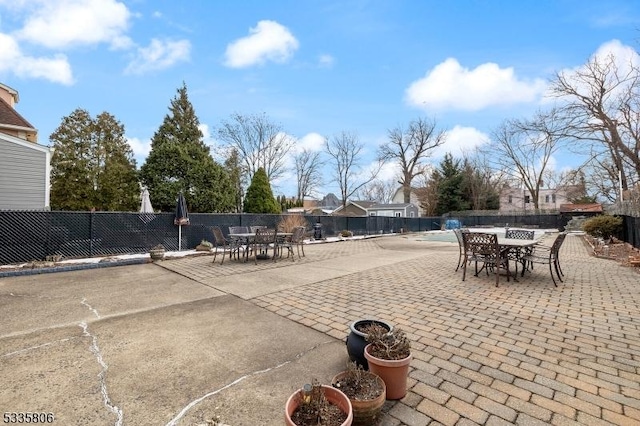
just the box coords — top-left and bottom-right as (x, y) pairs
(216, 112), (294, 183)
(549, 50), (640, 196)
(325, 131), (383, 207)
(487, 110), (564, 210)
(461, 152), (504, 210)
(357, 178), (397, 203)
(378, 117), (446, 203)
(293, 147), (324, 202)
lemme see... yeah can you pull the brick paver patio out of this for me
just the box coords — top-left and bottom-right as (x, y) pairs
(162, 233), (640, 425)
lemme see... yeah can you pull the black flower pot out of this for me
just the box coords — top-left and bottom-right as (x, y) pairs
(346, 319), (393, 370)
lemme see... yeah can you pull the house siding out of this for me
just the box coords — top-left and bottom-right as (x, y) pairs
(0, 138), (48, 210)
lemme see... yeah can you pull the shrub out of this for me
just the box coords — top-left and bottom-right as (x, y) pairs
(278, 214), (308, 233)
(582, 215), (623, 239)
(340, 230), (353, 238)
(243, 168), (281, 213)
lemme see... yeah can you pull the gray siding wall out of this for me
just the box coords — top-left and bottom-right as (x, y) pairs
(0, 138), (47, 210)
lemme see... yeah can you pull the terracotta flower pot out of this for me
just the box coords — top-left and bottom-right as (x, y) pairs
(364, 344), (412, 400)
(345, 319), (393, 370)
(332, 370), (386, 426)
(285, 385), (353, 426)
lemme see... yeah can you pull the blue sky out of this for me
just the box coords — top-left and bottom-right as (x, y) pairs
(2, 0), (640, 198)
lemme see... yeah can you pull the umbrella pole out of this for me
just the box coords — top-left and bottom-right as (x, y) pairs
(178, 225), (182, 251)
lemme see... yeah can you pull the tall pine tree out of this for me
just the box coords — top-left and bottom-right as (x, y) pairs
(434, 154), (469, 215)
(49, 108), (139, 211)
(139, 83), (235, 212)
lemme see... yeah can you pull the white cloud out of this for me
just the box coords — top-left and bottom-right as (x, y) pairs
(124, 38), (191, 75)
(127, 136), (151, 163)
(224, 20), (299, 68)
(375, 161), (400, 183)
(295, 132), (326, 153)
(405, 58), (547, 111)
(0, 33), (73, 84)
(16, 0), (132, 50)
(318, 54), (335, 68)
(436, 126), (490, 159)
(549, 40), (640, 104)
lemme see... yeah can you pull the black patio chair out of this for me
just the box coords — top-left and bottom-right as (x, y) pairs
(454, 228), (470, 271)
(505, 229), (535, 275)
(211, 226), (231, 265)
(521, 232), (567, 286)
(462, 232), (510, 287)
(253, 228), (278, 264)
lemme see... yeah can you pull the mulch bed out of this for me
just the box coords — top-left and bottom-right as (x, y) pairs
(583, 235), (640, 269)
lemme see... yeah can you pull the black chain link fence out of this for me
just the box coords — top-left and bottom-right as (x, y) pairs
(0, 211), (573, 265)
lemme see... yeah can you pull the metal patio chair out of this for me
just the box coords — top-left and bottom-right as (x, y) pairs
(521, 232), (567, 286)
(462, 232), (510, 287)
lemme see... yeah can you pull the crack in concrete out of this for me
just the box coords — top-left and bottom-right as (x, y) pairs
(165, 339), (335, 426)
(4, 292), (57, 299)
(81, 297), (101, 319)
(1, 337), (78, 358)
(79, 298), (122, 426)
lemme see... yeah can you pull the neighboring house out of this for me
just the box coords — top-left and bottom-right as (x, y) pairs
(332, 200), (376, 216)
(499, 186), (580, 213)
(391, 187), (425, 216)
(332, 200), (418, 217)
(368, 203), (419, 218)
(0, 83), (53, 210)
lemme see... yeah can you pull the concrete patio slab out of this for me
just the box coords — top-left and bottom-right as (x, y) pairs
(2, 233), (639, 425)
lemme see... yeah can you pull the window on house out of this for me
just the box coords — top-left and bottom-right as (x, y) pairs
(395, 212), (401, 217)
(545, 195), (550, 203)
(369, 212), (376, 216)
(524, 195), (530, 204)
(552, 194), (556, 203)
(410, 211), (415, 218)
(508, 195), (513, 204)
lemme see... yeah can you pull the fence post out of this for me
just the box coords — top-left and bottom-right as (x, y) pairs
(90, 211), (95, 257)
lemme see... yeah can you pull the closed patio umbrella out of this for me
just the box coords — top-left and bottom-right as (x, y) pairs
(174, 192), (189, 251)
(140, 187), (154, 213)
(139, 187), (156, 229)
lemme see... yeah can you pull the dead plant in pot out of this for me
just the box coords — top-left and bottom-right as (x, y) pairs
(285, 379), (353, 426)
(332, 361), (386, 425)
(363, 326), (412, 400)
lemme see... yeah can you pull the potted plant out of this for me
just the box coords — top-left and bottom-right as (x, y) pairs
(345, 319), (393, 370)
(149, 244), (165, 261)
(363, 326), (411, 400)
(332, 362), (386, 426)
(339, 230), (353, 239)
(285, 380), (353, 426)
(196, 239), (213, 251)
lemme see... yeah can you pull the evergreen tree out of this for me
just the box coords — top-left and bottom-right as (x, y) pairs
(139, 83), (235, 212)
(243, 168), (281, 213)
(93, 112), (139, 211)
(434, 154), (470, 214)
(49, 108), (139, 211)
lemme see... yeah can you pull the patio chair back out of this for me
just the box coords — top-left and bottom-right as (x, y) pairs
(505, 229), (535, 240)
(229, 226), (246, 234)
(462, 232), (509, 287)
(521, 232), (567, 286)
(253, 228), (278, 264)
(211, 226), (229, 264)
(454, 228), (469, 271)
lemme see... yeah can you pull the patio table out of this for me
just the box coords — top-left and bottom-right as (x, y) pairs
(229, 231), (292, 262)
